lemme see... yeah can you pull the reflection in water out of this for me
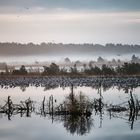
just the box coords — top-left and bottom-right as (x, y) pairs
(0, 77), (140, 92)
(0, 85), (140, 136)
(0, 96), (34, 120)
(0, 85), (94, 135)
(63, 114), (93, 135)
(20, 85), (27, 92)
(107, 88), (140, 130)
(53, 85), (94, 135)
(94, 84), (104, 128)
(39, 85), (94, 135)
(128, 90), (140, 130)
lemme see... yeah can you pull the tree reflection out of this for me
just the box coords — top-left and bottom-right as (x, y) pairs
(35, 85), (94, 135)
(95, 84), (104, 128)
(53, 85), (94, 135)
(63, 114), (93, 135)
(107, 88), (140, 130)
(0, 84), (140, 134)
(128, 89), (140, 130)
(0, 96), (34, 120)
(20, 85), (27, 92)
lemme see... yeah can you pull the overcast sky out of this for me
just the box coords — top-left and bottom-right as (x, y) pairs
(0, 0), (140, 44)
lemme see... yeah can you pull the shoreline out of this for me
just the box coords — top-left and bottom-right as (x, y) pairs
(0, 75), (140, 89)
(0, 74), (140, 79)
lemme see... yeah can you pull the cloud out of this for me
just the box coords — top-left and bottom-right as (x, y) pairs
(0, 11), (139, 44)
(0, 0), (140, 13)
(0, 0), (139, 44)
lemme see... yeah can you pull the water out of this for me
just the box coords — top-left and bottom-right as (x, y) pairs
(0, 79), (140, 140)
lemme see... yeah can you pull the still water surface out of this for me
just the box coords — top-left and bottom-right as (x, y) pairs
(0, 84), (140, 140)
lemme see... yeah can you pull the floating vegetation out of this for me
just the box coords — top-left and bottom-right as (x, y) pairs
(0, 77), (140, 91)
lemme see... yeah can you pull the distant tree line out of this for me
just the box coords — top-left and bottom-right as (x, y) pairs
(0, 42), (140, 57)
(9, 62), (140, 76)
(84, 63), (140, 76)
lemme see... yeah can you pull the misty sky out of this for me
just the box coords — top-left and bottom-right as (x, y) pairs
(0, 0), (140, 44)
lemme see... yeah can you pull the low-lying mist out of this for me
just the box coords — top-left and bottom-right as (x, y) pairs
(0, 42), (140, 64)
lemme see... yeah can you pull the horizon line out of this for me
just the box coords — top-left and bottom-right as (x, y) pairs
(0, 42), (140, 46)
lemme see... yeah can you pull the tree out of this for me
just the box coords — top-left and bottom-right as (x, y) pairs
(89, 61), (93, 69)
(70, 63), (78, 75)
(97, 57), (105, 63)
(20, 65), (27, 74)
(121, 63), (140, 75)
(84, 66), (101, 75)
(83, 63), (87, 72)
(92, 66), (102, 75)
(116, 63), (140, 75)
(101, 65), (115, 75)
(12, 65), (27, 75)
(131, 55), (139, 63)
(43, 63), (60, 75)
(60, 67), (68, 75)
(65, 57), (71, 63)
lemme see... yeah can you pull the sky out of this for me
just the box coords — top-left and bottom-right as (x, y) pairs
(0, 0), (140, 44)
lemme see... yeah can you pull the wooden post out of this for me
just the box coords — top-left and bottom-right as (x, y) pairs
(42, 96), (45, 114)
(51, 95), (54, 114)
(49, 96), (51, 113)
(7, 96), (12, 120)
